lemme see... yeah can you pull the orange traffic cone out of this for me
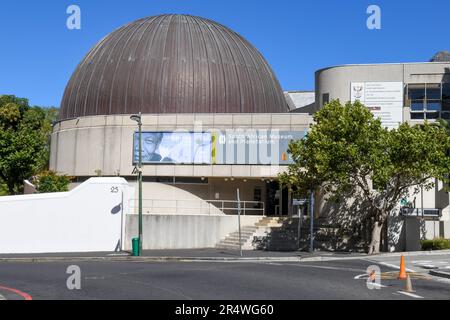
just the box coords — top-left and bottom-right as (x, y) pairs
(398, 255), (407, 280)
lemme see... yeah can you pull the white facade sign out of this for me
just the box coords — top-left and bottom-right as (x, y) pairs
(351, 82), (404, 129)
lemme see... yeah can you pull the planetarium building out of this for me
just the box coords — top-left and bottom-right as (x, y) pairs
(50, 14), (311, 217)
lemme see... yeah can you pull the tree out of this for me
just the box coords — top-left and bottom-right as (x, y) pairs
(34, 171), (72, 193)
(280, 100), (450, 254)
(0, 95), (57, 194)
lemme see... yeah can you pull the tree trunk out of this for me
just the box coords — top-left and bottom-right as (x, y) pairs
(7, 182), (15, 195)
(368, 221), (383, 255)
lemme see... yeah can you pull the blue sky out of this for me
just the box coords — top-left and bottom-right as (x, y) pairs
(0, 0), (449, 107)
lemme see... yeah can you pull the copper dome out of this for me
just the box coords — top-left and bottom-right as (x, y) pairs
(59, 14), (288, 119)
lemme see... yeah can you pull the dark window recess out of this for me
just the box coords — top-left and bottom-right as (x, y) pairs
(443, 83), (450, 100)
(253, 187), (262, 209)
(426, 112), (440, 120)
(442, 100), (450, 111)
(322, 93), (329, 106)
(408, 84), (426, 100)
(140, 176), (208, 184)
(441, 112), (450, 119)
(411, 113), (425, 120)
(426, 84), (441, 100)
(156, 177), (175, 184)
(174, 177), (208, 184)
(409, 83), (450, 120)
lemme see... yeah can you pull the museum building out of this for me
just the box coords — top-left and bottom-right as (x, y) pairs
(50, 14), (311, 217)
(50, 14), (450, 243)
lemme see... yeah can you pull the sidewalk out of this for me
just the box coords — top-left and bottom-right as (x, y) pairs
(0, 248), (449, 263)
(0, 248), (371, 263)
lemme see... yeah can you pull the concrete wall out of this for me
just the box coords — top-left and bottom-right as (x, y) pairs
(315, 62), (450, 113)
(124, 214), (263, 250)
(0, 178), (133, 254)
(50, 113), (312, 179)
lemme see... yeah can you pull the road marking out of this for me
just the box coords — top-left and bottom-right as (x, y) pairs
(0, 285), (32, 300)
(366, 260), (416, 273)
(0, 294), (6, 300)
(284, 263), (365, 273)
(397, 291), (424, 299)
(353, 276), (387, 288)
(107, 253), (130, 257)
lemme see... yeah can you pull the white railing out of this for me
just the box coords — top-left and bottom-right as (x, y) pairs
(129, 199), (265, 216)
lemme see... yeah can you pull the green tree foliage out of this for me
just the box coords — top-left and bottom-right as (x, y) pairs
(280, 100), (450, 254)
(421, 238), (450, 250)
(0, 95), (58, 195)
(34, 171), (72, 193)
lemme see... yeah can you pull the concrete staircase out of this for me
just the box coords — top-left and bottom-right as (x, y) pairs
(216, 217), (283, 250)
(216, 217), (355, 252)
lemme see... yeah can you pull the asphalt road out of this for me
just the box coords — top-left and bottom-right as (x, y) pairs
(0, 258), (449, 300)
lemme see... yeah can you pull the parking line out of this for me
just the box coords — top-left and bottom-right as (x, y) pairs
(397, 291), (424, 299)
(366, 260), (416, 273)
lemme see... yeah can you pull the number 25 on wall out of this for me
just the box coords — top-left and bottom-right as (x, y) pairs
(111, 187), (119, 194)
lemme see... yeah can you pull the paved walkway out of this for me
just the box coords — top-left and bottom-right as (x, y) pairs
(0, 248), (365, 260)
(1, 248), (449, 262)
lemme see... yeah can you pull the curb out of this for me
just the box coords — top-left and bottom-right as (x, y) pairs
(0, 255), (369, 263)
(0, 249), (449, 264)
(374, 249), (450, 258)
(0, 256), (304, 263)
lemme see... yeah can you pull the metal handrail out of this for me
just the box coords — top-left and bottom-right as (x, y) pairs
(128, 199), (265, 216)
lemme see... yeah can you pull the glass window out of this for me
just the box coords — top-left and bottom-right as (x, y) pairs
(411, 113), (425, 120)
(322, 93), (329, 106)
(427, 101), (441, 111)
(442, 100), (450, 111)
(410, 101), (424, 111)
(441, 112), (450, 119)
(443, 83), (450, 100)
(426, 84), (441, 100)
(426, 112), (440, 120)
(408, 84), (426, 100)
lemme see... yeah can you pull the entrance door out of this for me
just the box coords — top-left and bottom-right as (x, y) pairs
(265, 181), (289, 216)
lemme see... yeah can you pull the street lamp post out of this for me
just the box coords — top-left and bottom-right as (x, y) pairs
(130, 112), (143, 256)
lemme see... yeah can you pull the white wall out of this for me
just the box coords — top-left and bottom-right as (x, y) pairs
(125, 214), (263, 250)
(0, 178), (133, 254)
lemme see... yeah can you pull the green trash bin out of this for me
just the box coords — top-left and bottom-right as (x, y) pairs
(132, 237), (140, 256)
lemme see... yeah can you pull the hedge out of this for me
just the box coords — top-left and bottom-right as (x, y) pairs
(421, 238), (450, 251)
